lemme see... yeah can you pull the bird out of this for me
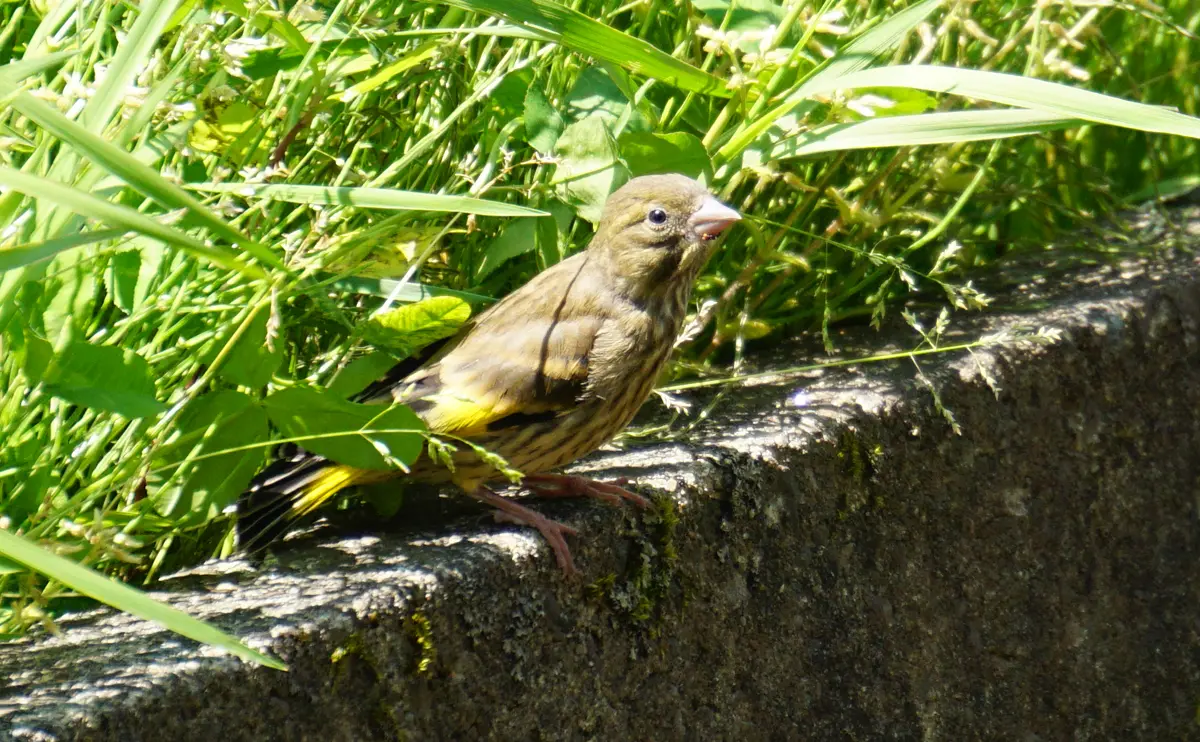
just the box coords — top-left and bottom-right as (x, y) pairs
(237, 173), (741, 574)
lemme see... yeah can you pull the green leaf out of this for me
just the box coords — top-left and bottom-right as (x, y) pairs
(218, 309), (283, 389)
(365, 296), (472, 356)
(0, 527), (284, 670)
(263, 388), (426, 471)
(106, 250), (141, 314)
(770, 109), (1081, 159)
(536, 211), (562, 267)
(20, 327), (53, 383)
(151, 391), (269, 522)
(806, 65), (1200, 140)
(565, 67), (631, 123)
(552, 114), (630, 224)
(476, 217), (537, 281)
(187, 183), (548, 217)
(524, 87), (564, 155)
(440, 0), (728, 96)
(3, 464), (49, 527)
(41, 340), (167, 419)
(619, 131), (712, 180)
(328, 351), (401, 399)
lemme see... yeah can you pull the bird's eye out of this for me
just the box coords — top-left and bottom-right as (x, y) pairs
(647, 208), (668, 225)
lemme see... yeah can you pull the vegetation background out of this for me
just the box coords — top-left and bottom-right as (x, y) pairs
(0, 0), (1196, 663)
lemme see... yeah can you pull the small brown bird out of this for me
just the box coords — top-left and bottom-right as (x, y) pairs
(239, 174), (740, 573)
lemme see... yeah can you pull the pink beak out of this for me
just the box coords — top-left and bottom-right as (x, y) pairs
(690, 196), (741, 241)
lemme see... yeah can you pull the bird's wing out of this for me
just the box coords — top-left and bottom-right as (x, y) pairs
(367, 252), (606, 437)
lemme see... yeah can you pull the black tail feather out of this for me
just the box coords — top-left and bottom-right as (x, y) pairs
(236, 453), (332, 552)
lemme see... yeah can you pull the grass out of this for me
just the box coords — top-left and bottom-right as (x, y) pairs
(0, 0), (1197, 665)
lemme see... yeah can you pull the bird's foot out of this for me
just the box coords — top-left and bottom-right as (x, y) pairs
(522, 473), (652, 510)
(469, 486), (579, 576)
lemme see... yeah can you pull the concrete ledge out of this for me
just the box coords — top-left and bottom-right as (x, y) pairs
(3, 209), (1200, 740)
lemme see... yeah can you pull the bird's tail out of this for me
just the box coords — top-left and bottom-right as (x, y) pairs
(236, 452), (368, 551)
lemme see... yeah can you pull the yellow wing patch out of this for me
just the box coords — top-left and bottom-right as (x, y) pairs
(416, 391), (507, 437)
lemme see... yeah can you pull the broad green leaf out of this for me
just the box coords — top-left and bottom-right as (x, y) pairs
(41, 340), (167, 419)
(524, 87), (564, 154)
(263, 388), (426, 471)
(439, 0), (728, 96)
(151, 391), (269, 522)
(619, 131), (712, 180)
(187, 183), (548, 217)
(806, 65), (1200, 140)
(328, 351), (401, 399)
(536, 211), (562, 267)
(366, 296), (472, 356)
(218, 308), (283, 389)
(565, 67), (633, 124)
(0, 167), (260, 277)
(106, 250), (141, 314)
(552, 114), (630, 224)
(476, 217), (537, 281)
(771, 109), (1081, 159)
(20, 328), (53, 384)
(2, 464), (49, 527)
(717, 0), (942, 163)
(485, 69), (534, 123)
(0, 527), (284, 670)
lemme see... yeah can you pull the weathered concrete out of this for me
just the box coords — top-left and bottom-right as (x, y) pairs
(3, 208), (1200, 741)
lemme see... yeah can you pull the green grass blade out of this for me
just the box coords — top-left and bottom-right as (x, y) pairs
(772, 109), (1081, 158)
(187, 183), (549, 217)
(717, 0), (942, 163)
(0, 228), (129, 271)
(807, 65), (1200, 139)
(0, 49), (77, 85)
(81, 0), (181, 132)
(0, 167), (260, 277)
(439, 0), (729, 96)
(0, 527), (285, 670)
(328, 275), (495, 304)
(1, 84), (282, 268)
(1125, 174), (1200, 204)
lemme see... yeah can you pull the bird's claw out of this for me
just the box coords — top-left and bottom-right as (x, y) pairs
(522, 473), (652, 509)
(470, 486), (579, 575)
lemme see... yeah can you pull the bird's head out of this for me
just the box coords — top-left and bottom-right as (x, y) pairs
(591, 174), (740, 299)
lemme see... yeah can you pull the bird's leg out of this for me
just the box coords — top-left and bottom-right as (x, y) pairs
(521, 473), (652, 510)
(467, 485), (580, 576)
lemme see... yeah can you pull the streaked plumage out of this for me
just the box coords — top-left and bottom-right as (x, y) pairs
(238, 174), (740, 573)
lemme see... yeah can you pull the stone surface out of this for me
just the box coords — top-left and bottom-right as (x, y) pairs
(3, 209), (1200, 741)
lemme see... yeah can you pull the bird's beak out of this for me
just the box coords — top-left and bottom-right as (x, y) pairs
(690, 196), (741, 241)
